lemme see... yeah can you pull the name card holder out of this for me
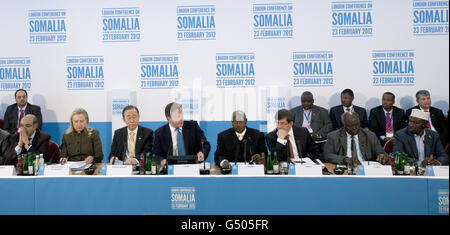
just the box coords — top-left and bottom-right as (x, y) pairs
(426, 166), (449, 177)
(231, 164), (265, 175)
(357, 165), (393, 176)
(289, 163), (322, 176)
(100, 165), (132, 176)
(168, 164), (200, 176)
(39, 164), (70, 176)
(0, 166), (15, 176)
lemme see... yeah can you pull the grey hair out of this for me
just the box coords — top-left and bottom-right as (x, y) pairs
(232, 110), (247, 122)
(415, 90), (430, 100)
(341, 111), (360, 125)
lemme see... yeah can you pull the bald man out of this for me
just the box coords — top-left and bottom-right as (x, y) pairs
(7, 114), (50, 165)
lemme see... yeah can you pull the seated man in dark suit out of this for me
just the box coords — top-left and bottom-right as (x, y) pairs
(405, 90), (447, 146)
(0, 129), (15, 165)
(394, 109), (448, 166)
(324, 112), (388, 165)
(6, 114), (50, 165)
(215, 111), (268, 169)
(369, 92), (406, 145)
(290, 91), (332, 140)
(266, 109), (319, 163)
(2, 89), (43, 134)
(109, 105), (153, 165)
(153, 102), (211, 167)
(329, 89), (368, 131)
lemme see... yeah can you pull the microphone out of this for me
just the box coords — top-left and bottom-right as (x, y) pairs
(295, 139), (305, 164)
(200, 137), (210, 175)
(243, 139), (247, 165)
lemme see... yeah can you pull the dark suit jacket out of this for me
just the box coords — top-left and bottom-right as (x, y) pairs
(290, 105), (332, 137)
(266, 126), (319, 162)
(109, 125), (153, 162)
(2, 103), (43, 134)
(153, 120), (211, 163)
(394, 127), (448, 165)
(324, 128), (385, 164)
(0, 129), (15, 165)
(214, 127), (268, 166)
(369, 105), (406, 144)
(329, 105), (368, 130)
(405, 106), (447, 146)
(8, 129), (50, 165)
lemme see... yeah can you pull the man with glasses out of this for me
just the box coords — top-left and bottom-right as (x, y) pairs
(266, 109), (319, 163)
(394, 109), (448, 166)
(109, 105), (153, 165)
(324, 112), (388, 165)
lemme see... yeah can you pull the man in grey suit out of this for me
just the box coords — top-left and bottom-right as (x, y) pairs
(394, 109), (448, 166)
(324, 112), (388, 165)
(290, 91), (332, 140)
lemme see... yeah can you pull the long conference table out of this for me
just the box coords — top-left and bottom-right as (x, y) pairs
(0, 163), (448, 215)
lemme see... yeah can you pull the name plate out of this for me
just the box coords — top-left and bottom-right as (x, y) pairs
(289, 163), (322, 176)
(168, 164), (199, 176)
(232, 164), (265, 175)
(357, 165), (393, 176)
(39, 164), (70, 176)
(0, 166), (15, 176)
(100, 165), (132, 176)
(426, 166), (449, 177)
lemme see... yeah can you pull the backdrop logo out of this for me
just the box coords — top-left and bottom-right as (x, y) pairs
(28, 9), (66, 44)
(112, 99), (130, 115)
(140, 54), (179, 89)
(216, 53), (255, 88)
(292, 51), (334, 87)
(331, 1), (373, 37)
(413, 0), (449, 36)
(372, 50), (415, 87)
(0, 57), (31, 91)
(438, 189), (449, 214)
(179, 99), (199, 116)
(102, 7), (140, 42)
(171, 187), (196, 210)
(66, 56), (105, 90)
(253, 3), (293, 39)
(266, 97), (286, 113)
(177, 5), (216, 41)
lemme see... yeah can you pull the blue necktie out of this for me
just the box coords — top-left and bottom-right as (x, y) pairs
(176, 128), (185, 156)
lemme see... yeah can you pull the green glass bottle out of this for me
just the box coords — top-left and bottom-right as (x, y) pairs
(266, 152), (273, 174)
(23, 154), (29, 175)
(273, 152), (279, 174)
(145, 152), (151, 175)
(151, 154), (157, 175)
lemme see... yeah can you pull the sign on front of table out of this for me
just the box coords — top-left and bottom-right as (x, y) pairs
(427, 166), (449, 177)
(168, 164), (200, 176)
(357, 165), (393, 176)
(289, 164), (322, 176)
(0, 166), (15, 176)
(100, 165), (132, 176)
(232, 164), (265, 175)
(38, 164), (70, 176)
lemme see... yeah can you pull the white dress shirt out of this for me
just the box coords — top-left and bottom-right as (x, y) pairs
(346, 132), (364, 163)
(169, 124), (182, 156)
(414, 132), (426, 166)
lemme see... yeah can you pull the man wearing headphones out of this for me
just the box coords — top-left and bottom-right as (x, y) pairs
(394, 109), (448, 166)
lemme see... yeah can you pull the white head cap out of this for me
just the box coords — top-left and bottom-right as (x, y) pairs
(411, 109), (429, 121)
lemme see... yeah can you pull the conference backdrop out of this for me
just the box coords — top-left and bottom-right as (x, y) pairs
(0, 0), (448, 162)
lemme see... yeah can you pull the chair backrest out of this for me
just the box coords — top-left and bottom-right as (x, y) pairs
(384, 139), (394, 154)
(0, 119), (3, 129)
(48, 141), (61, 163)
(445, 143), (450, 155)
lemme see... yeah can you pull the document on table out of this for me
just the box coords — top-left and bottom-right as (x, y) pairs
(362, 161), (382, 166)
(66, 161), (92, 170)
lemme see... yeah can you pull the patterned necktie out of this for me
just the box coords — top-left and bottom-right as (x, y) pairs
(424, 110), (431, 129)
(176, 128), (185, 156)
(386, 112), (392, 133)
(238, 133), (243, 141)
(129, 131), (135, 158)
(18, 108), (24, 130)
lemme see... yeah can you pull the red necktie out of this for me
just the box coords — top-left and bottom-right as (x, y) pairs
(18, 109), (24, 130)
(386, 112), (392, 133)
(424, 110), (431, 129)
(286, 135), (295, 163)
